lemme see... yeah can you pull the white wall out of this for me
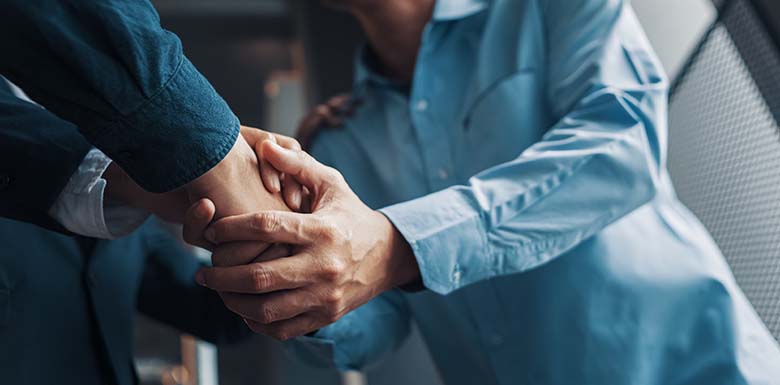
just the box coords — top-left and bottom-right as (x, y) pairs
(631, 0), (716, 79)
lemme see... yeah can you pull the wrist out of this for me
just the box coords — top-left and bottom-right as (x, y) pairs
(377, 212), (420, 289)
(103, 162), (145, 208)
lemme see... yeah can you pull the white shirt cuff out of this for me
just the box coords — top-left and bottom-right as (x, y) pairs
(48, 148), (150, 239)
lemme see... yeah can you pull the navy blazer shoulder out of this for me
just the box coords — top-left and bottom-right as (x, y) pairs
(0, 218), (250, 385)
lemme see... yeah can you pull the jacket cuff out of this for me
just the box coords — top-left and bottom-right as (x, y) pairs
(91, 58), (239, 193)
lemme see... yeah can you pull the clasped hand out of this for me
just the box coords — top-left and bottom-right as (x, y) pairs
(185, 140), (419, 340)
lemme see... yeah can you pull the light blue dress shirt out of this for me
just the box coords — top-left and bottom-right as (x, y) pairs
(290, 0), (780, 384)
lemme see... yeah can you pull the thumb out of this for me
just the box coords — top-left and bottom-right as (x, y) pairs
(260, 140), (332, 190)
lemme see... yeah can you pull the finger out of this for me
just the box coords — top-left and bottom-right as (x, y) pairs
(182, 199), (216, 250)
(260, 140), (336, 190)
(327, 94), (350, 110)
(295, 106), (332, 151)
(245, 313), (322, 341)
(195, 254), (314, 293)
(272, 134), (302, 151)
(329, 94), (362, 117)
(317, 100), (343, 128)
(206, 210), (322, 244)
(257, 135), (282, 193)
(252, 243), (295, 263)
(317, 104), (343, 127)
(222, 290), (313, 324)
(211, 241), (272, 267)
(281, 174), (303, 212)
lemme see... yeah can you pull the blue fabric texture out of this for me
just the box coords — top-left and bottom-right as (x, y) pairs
(288, 0), (780, 384)
(0, 81), (91, 231)
(0, 0), (238, 192)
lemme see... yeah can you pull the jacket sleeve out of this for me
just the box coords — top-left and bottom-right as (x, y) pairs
(380, 0), (667, 294)
(137, 222), (251, 345)
(0, 0), (238, 193)
(286, 291), (411, 371)
(0, 81), (90, 232)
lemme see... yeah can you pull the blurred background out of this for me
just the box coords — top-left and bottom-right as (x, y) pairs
(134, 1), (779, 385)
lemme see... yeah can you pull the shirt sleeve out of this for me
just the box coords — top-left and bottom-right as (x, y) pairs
(286, 290), (411, 371)
(0, 0), (239, 193)
(48, 148), (150, 239)
(0, 80), (91, 232)
(380, 0), (667, 295)
(137, 221), (252, 345)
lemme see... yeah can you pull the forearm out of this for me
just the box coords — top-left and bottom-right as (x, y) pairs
(184, 136), (289, 219)
(1, 0), (238, 193)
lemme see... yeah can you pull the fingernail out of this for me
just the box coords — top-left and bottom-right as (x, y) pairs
(271, 177), (281, 193)
(205, 227), (216, 243)
(195, 270), (207, 286)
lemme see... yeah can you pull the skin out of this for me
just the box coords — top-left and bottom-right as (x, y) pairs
(188, 142), (419, 340)
(324, 0), (435, 83)
(104, 126), (300, 260)
(181, 0), (436, 340)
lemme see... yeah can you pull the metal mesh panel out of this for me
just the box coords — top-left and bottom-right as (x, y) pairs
(667, 1), (780, 340)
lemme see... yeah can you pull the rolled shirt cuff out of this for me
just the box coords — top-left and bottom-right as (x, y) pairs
(49, 148), (150, 239)
(89, 57), (240, 193)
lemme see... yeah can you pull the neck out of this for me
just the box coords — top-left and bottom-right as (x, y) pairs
(350, 0), (435, 83)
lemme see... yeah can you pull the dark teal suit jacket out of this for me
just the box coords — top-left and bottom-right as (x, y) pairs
(0, 218), (250, 385)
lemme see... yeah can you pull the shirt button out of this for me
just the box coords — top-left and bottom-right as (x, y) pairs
(415, 99), (429, 112)
(437, 168), (449, 180)
(0, 175), (11, 191)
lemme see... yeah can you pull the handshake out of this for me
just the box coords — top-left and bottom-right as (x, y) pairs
(108, 126), (419, 340)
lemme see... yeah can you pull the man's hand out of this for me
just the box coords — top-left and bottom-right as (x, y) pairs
(240, 126), (308, 213)
(103, 161), (190, 223)
(105, 126), (298, 265)
(295, 94), (359, 151)
(186, 141), (420, 340)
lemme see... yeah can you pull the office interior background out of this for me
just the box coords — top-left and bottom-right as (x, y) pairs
(129, 0), (780, 384)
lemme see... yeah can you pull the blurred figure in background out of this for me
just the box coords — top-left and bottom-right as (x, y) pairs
(189, 0), (780, 384)
(0, 216), (251, 385)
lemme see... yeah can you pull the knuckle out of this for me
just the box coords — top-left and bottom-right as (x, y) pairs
(252, 213), (280, 234)
(324, 166), (344, 183)
(250, 265), (273, 292)
(320, 258), (346, 281)
(259, 305), (278, 324)
(296, 150), (313, 165)
(323, 288), (344, 305)
(284, 137), (302, 151)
